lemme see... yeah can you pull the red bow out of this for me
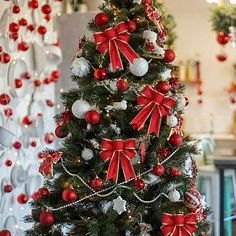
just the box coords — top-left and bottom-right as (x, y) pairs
(39, 152), (62, 177)
(131, 86), (175, 136)
(94, 22), (139, 71)
(100, 139), (136, 183)
(161, 213), (198, 236)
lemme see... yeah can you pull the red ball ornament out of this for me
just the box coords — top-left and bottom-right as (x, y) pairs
(10, 32), (18, 41)
(46, 99), (54, 107)
(32, 191), (40, 200)
(84, 110), (100, 125)
(4, 184), (13, 193)
(9, 22), (19, 33)
(22, 72), (31, 80)
(27, 24), (35, 32)
(156, 81), (170, 94)
(157, 147), (171, 160)
(17, 193), (28, 204)
(116, 79), (129, 92)
(127, 20), (137, 32)
(216, 54), (227, 62)
(62, 189), (78, 203)
(0, 94), (10, 105)
(19, 18), (27, 26)
(133, 179), (145, 191)
(37, 25), (47, 35)
(153, 164), (165, 176)
(45, 15), (51, 22)
(22, 116), (32, 125)
(94, 68), (108, 81)
(30, 141), (37, 147)
(44, 132), (54, 144)
(169, 133), (183, 146)
(217, 32), (229, 45)
(4, 108), (13, 117)
(90, 177), (103, 190)
(38, 187), (49, 197)
(18, 41), (29, 51)
(29, 0), (39, 9)
(12, 5), (20, 14)
(169, 167), (182, 177)
(38, 152), (45, 159)
(13, 141), (22, 150)
(15, 79), (23, 88)
(2, 53), (11, 64)
(41, 4), (52, 14)
(94, 13), (109, 27)
(164, 49), (176, 63)
(0, 230), (11, 236)
(51, 70), (60, 82)
(34, 79), (41, 87)
(197, 98), (203, 104)
(44, 77), (51, 84)
(55, 126), (68, 138)
(39, 212), (54, 226)
(184, 188), (202, 209)
(5, 160), (12, 167)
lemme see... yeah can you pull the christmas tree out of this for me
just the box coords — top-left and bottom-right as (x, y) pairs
(26, 0), (209, 235)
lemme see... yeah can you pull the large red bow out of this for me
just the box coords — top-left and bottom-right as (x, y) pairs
(161, 213), (197, 236)
(94, 22), (140, 71)
(100, 139), (136, 183)
(39, 152), (62, 177)
(131, 86), (175, 136)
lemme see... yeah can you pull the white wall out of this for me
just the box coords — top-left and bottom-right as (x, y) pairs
(165, 0), (235, 134)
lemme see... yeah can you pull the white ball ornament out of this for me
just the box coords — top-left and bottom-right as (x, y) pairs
(176, 95), (186, 112)
(167, 114), (178, 128)
(129, 58), (149, 77)
(71, 57), (90, 77)
(81, 148), (94, 161)
(71, 99), (91, 119)
(168, 189), (181, 202)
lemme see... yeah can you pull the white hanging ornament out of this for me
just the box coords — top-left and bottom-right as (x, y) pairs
(167, 114), (178, 128)
(168, 189), (181, 202)
(71, 57), (90, 77)
(71, 99), (91, 119)
(105, 100), (127, 111)
(176, 95), (186, 112)
(81, 148), (93, 161)
(129, 58), (149, 77)
(101, 201), (112, 214)
(113, 196), (127, 215)
(160, 69), (172, 80)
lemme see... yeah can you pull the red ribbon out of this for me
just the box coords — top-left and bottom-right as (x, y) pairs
(100, 139), (136, 183)
(161, 213), (197, 236)
(39, 152), (62, 177)
(131, 86), (175, 136)
(94, 22), (140, 71)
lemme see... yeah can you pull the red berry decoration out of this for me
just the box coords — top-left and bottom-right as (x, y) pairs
(127, 20), (137, 32)
(216, 54), (227, 62)
(13, 141), (22, 150)
(39, 212), (54, 226)
(44, 132), (54, 144)
(156, 81), (170, 94)
(169, 167), (182, 177)
(90, 177), (103, 190)
(184, 188), (202, 209)
(38, 25), (47, 35)
(34, 79), (41, 87)
(18, 41), (29, 51)
(133, 179), (145, 191)
(2, 53), (11, 63)
(62, 189), (78, 203)
(15, 79), (23, 88)
(4, 108), (13, 117)
(38, 187), (49, 197)
(22, 116), (32, 125)
(41, 4), (52, 14)
(10, 32), (18, 41)
(5, 160), (12, 167)
(116, 79), (129, 92)
(22, 72), (31, 80)
(55, 126), (68, 138)
(94, 68), (108, 81)
(12, 5), (20, 14)
(94, 13), (109, 27)
(0, 94), (10, 105)
(29, 0), (39, 9)
(0, 230), (11, 236)
(217, 32), (229, 45)
(153, 164), (165, 176)
(164, 49), (176, 63)
(17, 193), (28, 204)
(4, 184), (13, 193)
(169, 133), (183, 146)
(30, 141), (37, 147)
(19, 18), (27, 26)
(9, 22), (19, 33)
(84, 110), (100, 125)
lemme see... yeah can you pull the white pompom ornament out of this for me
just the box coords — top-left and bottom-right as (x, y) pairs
(167, 115), (178, 128)
(71, 99), (91, 119)
(129, 58), (149, 77)
(168, 189), (181, 202)
(82, 148), (93, 161)
(71, 57), (90, 77)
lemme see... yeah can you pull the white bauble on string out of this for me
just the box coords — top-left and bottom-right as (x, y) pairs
(167, 114), (178, 128)
(71, 99), (91, 118)
(129, 58), (149, 77)
(81, 148), (93, 161)
(168, 189), (181, 202)
(176, 95), (186, 112)
(71, 57), (90, 77)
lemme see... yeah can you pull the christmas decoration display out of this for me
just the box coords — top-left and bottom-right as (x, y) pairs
(26, 1), (209, 236)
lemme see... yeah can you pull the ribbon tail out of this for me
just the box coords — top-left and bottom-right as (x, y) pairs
(109, 40), (123, 71)
(148, 105), (162, 136)
(120, 153), (136, 182)
(106, 152), (119, 183)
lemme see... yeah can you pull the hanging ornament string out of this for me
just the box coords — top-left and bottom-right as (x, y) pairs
(45, 148), (180, 212)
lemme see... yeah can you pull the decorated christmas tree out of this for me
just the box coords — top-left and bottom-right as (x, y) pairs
(26, 0), (209, 235)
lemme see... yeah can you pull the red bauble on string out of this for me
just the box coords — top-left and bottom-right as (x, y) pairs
(164, 49), (176, 63)
(4, 184), (13, 193)
(45, 15), (51, 22)
(44, 132), (54, 144)
(94, 68), (108, 81)
(133, 179), (145, 191)
(39, 212), (55, 226)
(94, 13), (109, 27)
(17, 193), (28, 204)
(217, 32), (229, 45)
(0, 94), (10, 105)
(29, 0), (39, 9)
(90, 177), (103, 190)
(197, 98), (203, 104)
(62, 189), (78, 203)
(116, 79), (129, 92)
(13, 141), (22, 149)
(5, 160), (12, 167)
(32, 191), (40, 200)
(169, 167), (182, 177)
(127, 20), (137, 32)
(0, 230), (11, 236)
(34, 79), (41, 87)
(38, 187), (49, 197)
(18, 41), (29, 51)
(22, 116), (32, 125)
(27, 24), (35, 32)
(85, 110), (100, 125)
(22, 72), (31, 80)
(156, 81), (170, 94)
(19, 18), (27, 26)
(55, 126), (68, 138)
(51, 70), (60, 82)
(44, 77), (51, 84)
(30, 141), (37, 147)
(12, 5), (20, 14)
(10, 32), (18, 41)
(38, 26), (47, 35)
(153, 164), (165, 176)
(4, 108), (13, 117)
(2, 53), (11, 63)
(41, 4), (52, 14)
(9, 22), (19, 33)
(15, 79), (23, 88)
(46, 99), (54, 107)
(216, 54), (227, 62)
(169, 133), (183, 146)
